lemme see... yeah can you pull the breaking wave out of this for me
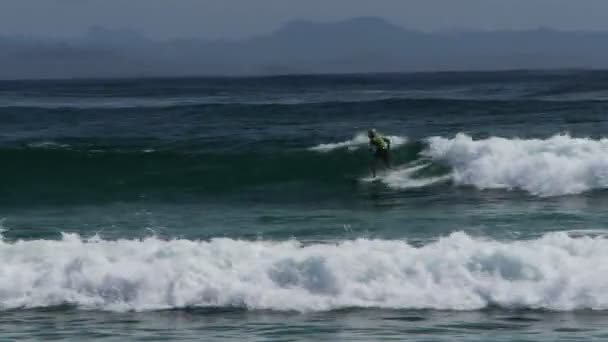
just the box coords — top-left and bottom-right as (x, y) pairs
(425, 134), (608, 196)
(1, 232), (608, 312)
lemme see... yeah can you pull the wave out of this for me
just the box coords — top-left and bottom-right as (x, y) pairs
(5, 80), (608, 110)
(0, 95), (495, 110)
(0, 145), (383, 204)
(309, 133), (407, 152)
(0, 136), (431, 205)
(2, 95), (584, 113)
(5, 133), (608, 201)
(424, 133), (608, 196)
(342, 133), (608, 196)
(1, 231), (608, 312)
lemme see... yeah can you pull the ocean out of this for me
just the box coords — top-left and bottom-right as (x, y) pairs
(2, 70), (608, 341)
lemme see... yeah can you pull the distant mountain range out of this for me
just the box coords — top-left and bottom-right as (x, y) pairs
(2, 17), (608, 79)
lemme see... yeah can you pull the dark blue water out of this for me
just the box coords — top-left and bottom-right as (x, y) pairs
(2, 71), (608, 341)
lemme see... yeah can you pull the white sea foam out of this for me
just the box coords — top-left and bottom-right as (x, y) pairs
(384, 164), (449, 189)
(309, 133), (407, 153)
(360, 163), (449, 188)
(26, 141), (71, 149)
(424, 133), (608, 196)
(2, 232), (608, 312)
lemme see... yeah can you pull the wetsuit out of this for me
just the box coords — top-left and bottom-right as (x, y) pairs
(370, 135), (391, 165)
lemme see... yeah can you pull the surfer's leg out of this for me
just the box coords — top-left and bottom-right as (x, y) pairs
(371, 154), (380, 177)
(381, 149), (391, 170)
(371, 160), (376, 177)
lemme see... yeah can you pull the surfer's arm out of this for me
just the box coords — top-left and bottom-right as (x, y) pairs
(383, 137), (391, 148)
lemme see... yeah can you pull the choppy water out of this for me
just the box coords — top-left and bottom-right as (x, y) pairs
(2, 71), (608, 340)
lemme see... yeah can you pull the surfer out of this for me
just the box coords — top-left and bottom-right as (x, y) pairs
(368, 129), (391, 177)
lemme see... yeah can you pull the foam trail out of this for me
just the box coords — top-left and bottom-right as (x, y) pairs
(309, 133), (407, 153)
(359, 163), (427, 183)
(425, 133), (608, 196)
(2, 232), (608, 312)
(381, 164), (450, 189)
(359, 163), (449, 188)
(26, 141), (71, 149)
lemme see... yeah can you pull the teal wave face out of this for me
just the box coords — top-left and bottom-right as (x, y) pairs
(0, 140), (431, 205)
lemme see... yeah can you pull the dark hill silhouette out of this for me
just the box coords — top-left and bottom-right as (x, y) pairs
(1, 17), (608, 79)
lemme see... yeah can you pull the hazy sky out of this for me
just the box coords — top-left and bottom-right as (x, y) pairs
(2, 0), (608, 39)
